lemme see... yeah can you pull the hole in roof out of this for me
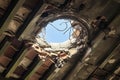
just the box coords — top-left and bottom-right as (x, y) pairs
(38, 19), (73, 43)
(36, 15), (89, 51)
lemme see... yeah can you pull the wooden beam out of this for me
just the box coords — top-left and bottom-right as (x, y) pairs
(25, 61), (43, 80)
(5, 48), (27, 78)
(15, 0), (44, 38)
(0, 0), (26, 34)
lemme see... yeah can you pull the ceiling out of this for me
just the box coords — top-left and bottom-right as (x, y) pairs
(0, 0), (120, 80)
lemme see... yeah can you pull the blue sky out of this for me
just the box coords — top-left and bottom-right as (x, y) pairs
(39, 19), (73, 43)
